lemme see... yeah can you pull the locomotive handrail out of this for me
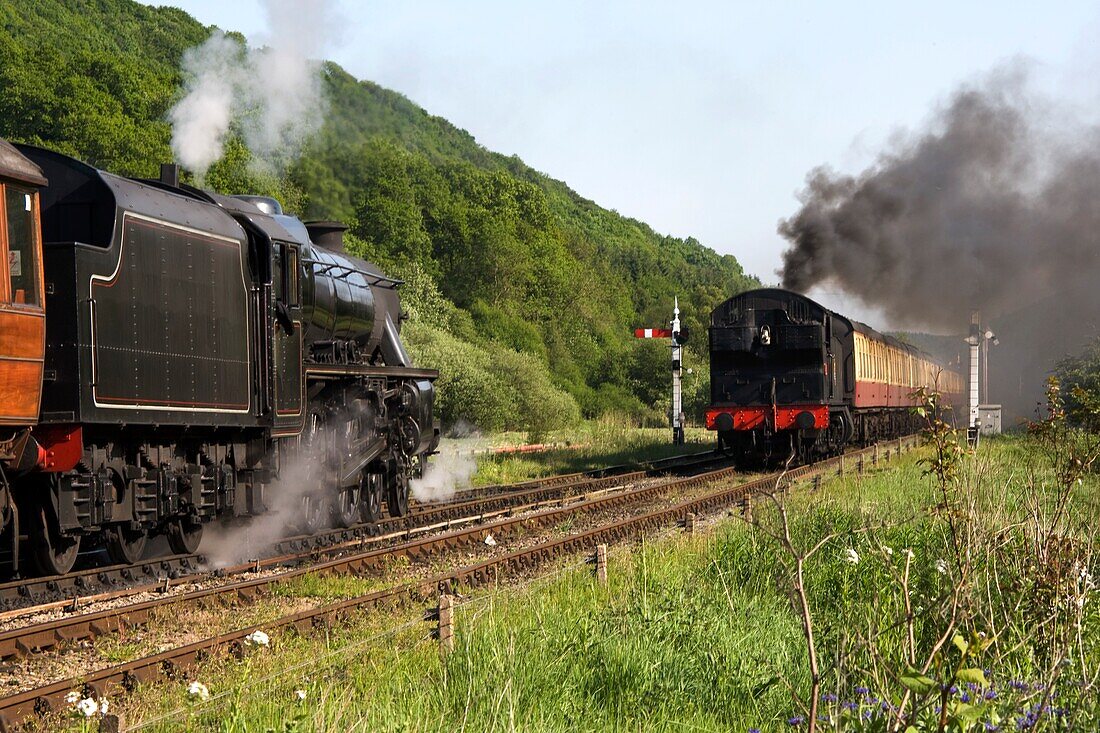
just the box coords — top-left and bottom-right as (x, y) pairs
(301, 257), (404, 288)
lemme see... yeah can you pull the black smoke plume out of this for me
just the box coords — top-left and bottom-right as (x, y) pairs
(778, 65), (1100, 421)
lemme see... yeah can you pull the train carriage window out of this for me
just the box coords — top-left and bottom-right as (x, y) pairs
(4, 185), (39, 306)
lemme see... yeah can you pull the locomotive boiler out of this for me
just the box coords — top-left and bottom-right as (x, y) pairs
(706, 288), (962, 464)
(0, 140), (439, 575)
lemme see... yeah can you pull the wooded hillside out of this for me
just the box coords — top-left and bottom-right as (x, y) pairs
(0, 0), (759, 432)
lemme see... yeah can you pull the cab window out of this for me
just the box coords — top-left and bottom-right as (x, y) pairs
(285, 245), (299, 307)
(4, 185), (39, 306)
(272, 245), (284, 301)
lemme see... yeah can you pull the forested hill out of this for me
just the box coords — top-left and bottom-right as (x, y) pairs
(0, 0), (759, 433)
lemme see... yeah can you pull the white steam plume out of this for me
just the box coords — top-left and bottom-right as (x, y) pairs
(410, 440), (478, 504)
(169, 0), (339, 180)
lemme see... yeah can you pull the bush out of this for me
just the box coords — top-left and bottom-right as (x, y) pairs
(403, 321), (580, 436)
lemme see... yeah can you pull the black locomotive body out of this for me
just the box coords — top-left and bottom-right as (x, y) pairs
(706, 288), (962, 464)
(0, 142), (439, 575)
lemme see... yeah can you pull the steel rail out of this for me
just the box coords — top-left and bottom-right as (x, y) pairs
(0, 450), (719, 611)
(0, 438), (915, 729)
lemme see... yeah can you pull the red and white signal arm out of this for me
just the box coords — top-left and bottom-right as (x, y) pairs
(634, 328), (673, 339)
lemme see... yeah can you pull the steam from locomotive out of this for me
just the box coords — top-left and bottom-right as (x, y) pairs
(168, 0), (336, 178)
(779, 65), (1099, 330)
(778, 65), (1100, 418)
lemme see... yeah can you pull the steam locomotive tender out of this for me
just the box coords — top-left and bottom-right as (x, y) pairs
(706, 288), (962, 463)
(0, 139), (439, 576)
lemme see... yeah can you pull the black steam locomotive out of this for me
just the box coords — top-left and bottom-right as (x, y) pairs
(0, 140), (439, 575)
(706, 288), (962, 464)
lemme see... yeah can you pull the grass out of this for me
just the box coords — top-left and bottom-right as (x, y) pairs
(467, 422), (713, 486)
(47, 433), (1100, 731)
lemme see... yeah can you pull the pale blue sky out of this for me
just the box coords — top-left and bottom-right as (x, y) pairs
(153, 1), (1100, 323)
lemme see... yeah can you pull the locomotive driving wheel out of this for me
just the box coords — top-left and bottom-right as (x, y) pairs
(28, 502), (80, 576)
(385, 457), (410, 517)
(296, 493), (329, 535)
(332, 483), (360, 529)
(358, 471), (383, 522)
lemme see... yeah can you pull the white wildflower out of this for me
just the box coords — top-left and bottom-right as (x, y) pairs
(244, 630), (270, 647)
(881, 545), (894, 557)
(484, 534), (497, 547)
(65, 690), (81, 705)
(934, 559), (949, 575)
(188, 681), (211, 701)
(904, 548), (915, 559)
(294, 689), (307, 701)
(76, 697), (98, 718)
(98, 698), (109, 714)
(844, 548), (860, 565)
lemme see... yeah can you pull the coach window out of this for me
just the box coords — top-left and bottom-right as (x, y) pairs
(4, 185), (39, 307)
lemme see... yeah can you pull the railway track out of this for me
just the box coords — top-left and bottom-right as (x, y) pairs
(0, 438), (915, 730)
(0, 449), (720, 611)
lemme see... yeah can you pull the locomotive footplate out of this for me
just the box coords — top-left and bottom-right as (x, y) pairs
(305, 364), (439, 380)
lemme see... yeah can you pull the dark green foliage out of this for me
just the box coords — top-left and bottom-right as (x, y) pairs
(0, 0), (759, 430)
(1053, 337), (1100, 432)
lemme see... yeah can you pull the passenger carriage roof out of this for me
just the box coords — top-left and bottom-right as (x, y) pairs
(0, 139), (47, 187)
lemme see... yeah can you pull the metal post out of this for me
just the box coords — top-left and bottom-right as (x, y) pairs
(968, 312), (980, 432)
(671, 297), (684, 445)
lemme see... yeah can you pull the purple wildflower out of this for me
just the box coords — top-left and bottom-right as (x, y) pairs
(787, 717), (804, 727)
(821, 693), (838, 703)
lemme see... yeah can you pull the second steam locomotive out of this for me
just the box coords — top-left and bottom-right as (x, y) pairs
(707, 288), (962, 463)
(0, 140), (439, 576)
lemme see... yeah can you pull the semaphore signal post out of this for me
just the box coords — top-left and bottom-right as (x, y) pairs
(634, 298), (689, 445)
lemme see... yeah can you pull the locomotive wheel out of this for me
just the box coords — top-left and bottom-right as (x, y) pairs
(105, 525), (148, 565)
(358, 472), (383, 523)
(332, 484), (360, 529)
(166, 517), (204, 555)
(296, 494), (329, 535)
(386, 467), (410, 518)
(28, 506), (80, 576)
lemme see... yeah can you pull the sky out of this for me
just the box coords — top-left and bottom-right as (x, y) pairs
(153, 0), (1100, 325)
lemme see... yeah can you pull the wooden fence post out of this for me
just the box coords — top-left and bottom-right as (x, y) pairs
(838, 455), (845, 477)
(858, 455), (865, 476)
(595, 544), (608, 585)
(438, 593), (454, 655)
(684, 513), (696, 535)
(872, 443), (879, 465)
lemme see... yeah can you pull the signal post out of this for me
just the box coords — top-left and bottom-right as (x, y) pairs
(635, 298), (689, 445)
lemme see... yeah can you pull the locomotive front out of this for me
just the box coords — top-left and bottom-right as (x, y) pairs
(706, 289), (854, 463)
